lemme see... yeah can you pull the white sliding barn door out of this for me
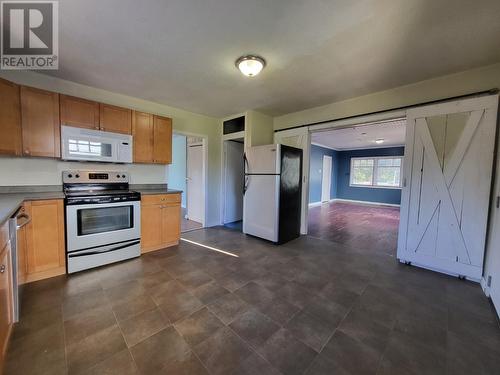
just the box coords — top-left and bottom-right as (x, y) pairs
(398, 95), (499, 280)
(274, 127), (310, 234)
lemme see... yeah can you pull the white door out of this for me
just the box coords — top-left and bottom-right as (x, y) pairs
(187, 143), (204, 223)
(274, 127), (310, 234)
(321, 156), (332, 202)
(224, 141), (244, 223)
(398, 95), (498, 280)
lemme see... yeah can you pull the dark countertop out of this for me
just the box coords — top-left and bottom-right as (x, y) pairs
(135, 189), (183, 195)
(0, 186), (182, 225)
(0, 191), (65, 226)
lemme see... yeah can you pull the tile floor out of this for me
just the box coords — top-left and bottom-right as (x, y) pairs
(5, 227), (500, 375)
(181, 207), (203, 232)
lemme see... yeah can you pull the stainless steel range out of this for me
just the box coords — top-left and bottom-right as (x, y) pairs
(63, 170), (141, 273)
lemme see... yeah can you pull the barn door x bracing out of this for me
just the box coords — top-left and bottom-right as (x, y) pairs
(398, 95), (499, 280)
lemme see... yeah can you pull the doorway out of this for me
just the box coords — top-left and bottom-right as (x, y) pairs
(170, 133), (206, 232)
(321, 155), (332, 202)
(307, 118), (406, 256)
(222, 138), (245, 231)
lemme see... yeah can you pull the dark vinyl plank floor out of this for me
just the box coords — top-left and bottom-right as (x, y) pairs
(5, 226), (500, 375)
(308, 201), (400, 256)
(181, 207), (203, 233)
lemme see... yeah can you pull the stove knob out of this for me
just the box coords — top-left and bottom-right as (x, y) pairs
(67, 174), (73, 178)
(122, 174), (126, 178)
(116, 174), (120, 178)
(75, 174), (80, 178)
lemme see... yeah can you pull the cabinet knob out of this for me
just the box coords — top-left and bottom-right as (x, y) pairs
(24, 149), (30, 154)
(0, 265), (5, 274)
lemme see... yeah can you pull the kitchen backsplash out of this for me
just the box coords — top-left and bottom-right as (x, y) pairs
(0, 156), (168, 186)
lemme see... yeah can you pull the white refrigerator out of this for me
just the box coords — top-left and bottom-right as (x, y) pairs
(243, 144), (302, 244)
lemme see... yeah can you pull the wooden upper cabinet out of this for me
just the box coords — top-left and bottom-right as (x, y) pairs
(100, 104), (132, 134)
(0, 78), (22, 156)
(153, 115), (172, 164)
(60, 94), (100, 130)
(132, 111), (154, 163)
(20, 86), (60, 158)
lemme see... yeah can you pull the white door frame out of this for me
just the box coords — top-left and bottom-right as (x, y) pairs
(274, 127), (311, 234)
(321, 155), (332, 202)
(222, 139), (245, 224)
(295, 110), (407, 235)
(220, 131), (246, 225)
(173, 131), (208, 228)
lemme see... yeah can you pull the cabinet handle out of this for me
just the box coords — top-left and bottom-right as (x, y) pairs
(0, 265), (5, 274)
(16, 212), (31, 229)
(24, 149), (30, 154)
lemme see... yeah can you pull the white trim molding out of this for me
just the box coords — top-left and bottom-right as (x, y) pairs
(332, 198), (400, 208)
(308, 198), (400, 208)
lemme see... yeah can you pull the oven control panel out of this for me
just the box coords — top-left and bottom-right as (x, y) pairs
(65, 193), (141, 206)
(63, 170), (129, 184)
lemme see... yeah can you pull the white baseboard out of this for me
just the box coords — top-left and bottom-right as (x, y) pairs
(309, 198), (400, 208)
(481, 277), (490, 297)
(332, 198), (400, 208)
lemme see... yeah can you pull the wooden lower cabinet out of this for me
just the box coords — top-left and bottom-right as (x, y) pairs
(141, 194), (181, 253)
(22, 200), (66, 283)
(0, 241), (13, 373)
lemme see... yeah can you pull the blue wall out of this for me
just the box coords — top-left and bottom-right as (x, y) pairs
(169, 134), (187, 207)
(309, 145), (338, 203)
(336, 147), (404, 205)
(309, 145), (404, 205)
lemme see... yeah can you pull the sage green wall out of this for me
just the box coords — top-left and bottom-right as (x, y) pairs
(274, 63), (500, 130)
(245, 110), (274, 148)
(0, 71), (222, 226)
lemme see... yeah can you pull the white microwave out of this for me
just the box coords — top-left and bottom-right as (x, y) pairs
(61, 126), (133, 163)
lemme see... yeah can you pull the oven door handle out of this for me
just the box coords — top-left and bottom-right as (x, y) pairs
(68, 240), (140, 258)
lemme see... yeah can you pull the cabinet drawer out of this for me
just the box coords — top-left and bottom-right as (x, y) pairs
(141, 194), (181, 206)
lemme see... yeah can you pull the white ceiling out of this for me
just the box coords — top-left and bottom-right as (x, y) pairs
(311, 119), (406, 150)
(44, 0), (500, 117)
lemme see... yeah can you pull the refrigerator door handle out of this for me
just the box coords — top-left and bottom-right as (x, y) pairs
(243, 152), (249, 173)
(243, 153), (249, 195)
(243, 175), (249, 195)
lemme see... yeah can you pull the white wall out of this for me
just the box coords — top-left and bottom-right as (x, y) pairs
(245, 110), (274, 149)
(0, 157), (167, 186)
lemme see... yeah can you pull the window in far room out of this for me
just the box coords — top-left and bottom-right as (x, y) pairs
(350, 156), (402, 188)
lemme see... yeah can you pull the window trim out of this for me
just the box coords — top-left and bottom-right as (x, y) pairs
(349, 156), (403, 189)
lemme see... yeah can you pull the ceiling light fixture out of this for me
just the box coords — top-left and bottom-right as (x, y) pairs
(236, 55), (266, 77)
(375, 138), (385, 144)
